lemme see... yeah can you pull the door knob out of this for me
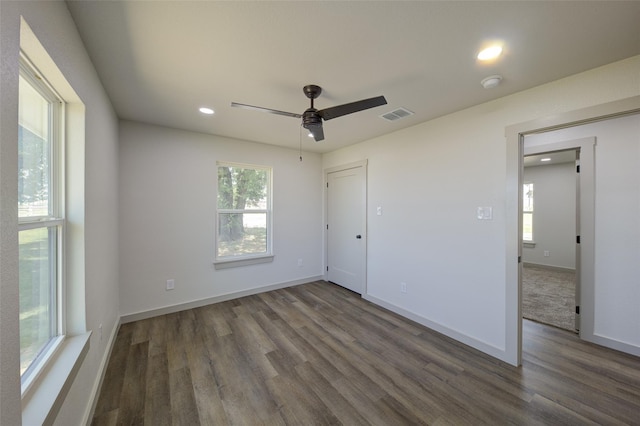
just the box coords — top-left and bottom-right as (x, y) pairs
(356, 234), (362, 239)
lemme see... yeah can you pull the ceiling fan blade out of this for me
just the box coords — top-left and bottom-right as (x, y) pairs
(318, 95), (387, 121)
(231, 102), (302, 119)
(305, 123), (324, 142)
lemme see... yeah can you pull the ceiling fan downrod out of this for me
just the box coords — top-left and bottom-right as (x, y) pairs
(302, 85), (322, 131)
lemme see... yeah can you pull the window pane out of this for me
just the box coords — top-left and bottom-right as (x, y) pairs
(19, 227), (57, 375)
(218, 213), (267, 257)
(19, 75), (51, 218)
(523, 183), (534, 212)
(523, 212), (533, 241)
(217, 166), (267, 210)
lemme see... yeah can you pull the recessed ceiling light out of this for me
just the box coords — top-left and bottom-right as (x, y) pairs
(477, 45), (503, 61)
(307, 132), (314, 138)
(540, 158), (551, 162)
(199, 107), (214, 115)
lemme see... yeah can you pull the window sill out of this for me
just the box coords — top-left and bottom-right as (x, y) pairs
(213, 254), (274, 270)
(22, 332), (91, 426)
(523, 241), (536, 248)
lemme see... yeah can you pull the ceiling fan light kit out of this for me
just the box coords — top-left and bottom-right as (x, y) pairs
(232, 84), (387, 142)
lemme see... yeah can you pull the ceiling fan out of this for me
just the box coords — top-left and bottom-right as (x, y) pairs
(231, 85), (387, 142)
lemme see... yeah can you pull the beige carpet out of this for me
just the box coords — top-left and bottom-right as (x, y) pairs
(522, 264), (576, 331)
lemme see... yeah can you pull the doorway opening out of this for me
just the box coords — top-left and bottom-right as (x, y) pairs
(522, 149), (579, 333)
(506, 97), (640, 366)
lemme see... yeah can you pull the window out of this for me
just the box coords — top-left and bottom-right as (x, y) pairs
(18, 56), (65, 383)
(523, 182), (534, 242)
(215, 163), (272, 265)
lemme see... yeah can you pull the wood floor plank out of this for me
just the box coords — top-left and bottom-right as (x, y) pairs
(210, 334), (280, 423)
(92, 323), (132, 418)
(227, 314), (279, 380)
(144, 351), (171, 426)
(321, 334), (445, 423)
(293, 324), (388, 402)
(186, 334), (228, 425)
(331, 376), (410, 426)
(93, 281), (640, 425)
(168, 366), (200, 426)
(90, 408), (118, 426)
(527, 393), (602, 425)
(265, 372), (341, 425)
(116, 341), (149, 425)
(252, 311), (308, 367)
(219, 391), (273, 426)
(293, 361), (371, 426)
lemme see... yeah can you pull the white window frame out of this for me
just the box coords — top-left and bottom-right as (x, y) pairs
(214, 162), (273, 269)
(523, 182), (534, 243)
(18, 54), (66, 394)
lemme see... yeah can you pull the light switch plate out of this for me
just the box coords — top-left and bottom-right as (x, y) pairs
(477, 206), (493, 220)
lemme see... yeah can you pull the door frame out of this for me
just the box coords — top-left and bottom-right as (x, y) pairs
(324, 160), (368, 294)
(505, 95), (640, 366)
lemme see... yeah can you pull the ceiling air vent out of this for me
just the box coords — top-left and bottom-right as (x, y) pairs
(380, 107), (414, 122)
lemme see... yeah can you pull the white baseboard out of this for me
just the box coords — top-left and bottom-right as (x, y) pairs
(82, 319), (121, 426)
(588, 333), (640, 357)
(120, 275), (323, 324)
(362, 293), (511, 364)
(522, 262), (575, 273)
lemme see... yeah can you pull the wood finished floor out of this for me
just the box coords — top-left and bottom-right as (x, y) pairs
(92, 281), (640, 425)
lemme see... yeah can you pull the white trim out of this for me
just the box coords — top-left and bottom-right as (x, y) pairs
(324, 159), (368, 175)
(18, 218), (64, 231)
(21, 332), (90, 426)
(589, 334), (640, 357)
(363, 294), (507, 359)
(213, 254), (274, 269)
(120, 276), (323, 324)
(522, 262), (575, 274)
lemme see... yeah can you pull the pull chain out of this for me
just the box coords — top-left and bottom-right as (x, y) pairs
(299, 124), (303, 162)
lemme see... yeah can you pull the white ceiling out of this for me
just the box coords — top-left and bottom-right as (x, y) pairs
(66, 1), (640, 154)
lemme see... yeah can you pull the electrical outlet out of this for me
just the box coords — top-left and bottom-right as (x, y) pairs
(401, 282), (407, 293)
(166, 279), (175, 290)
(544, 250), (550, 257)
(99, 324), (103, 341)
(297, 258), (303, 267)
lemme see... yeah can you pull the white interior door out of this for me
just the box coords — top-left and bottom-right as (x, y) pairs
(327, 165), (366, 294)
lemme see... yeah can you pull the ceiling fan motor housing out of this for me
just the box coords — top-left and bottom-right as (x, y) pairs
(302, 108), (322, 129)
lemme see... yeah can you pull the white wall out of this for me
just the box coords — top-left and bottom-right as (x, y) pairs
(323, 55), (640, 363)
(0, 1), (120, 425)
(523, 162), (576, 269)
(118, 121), (323, 317)
(525, 114), (640, 352)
